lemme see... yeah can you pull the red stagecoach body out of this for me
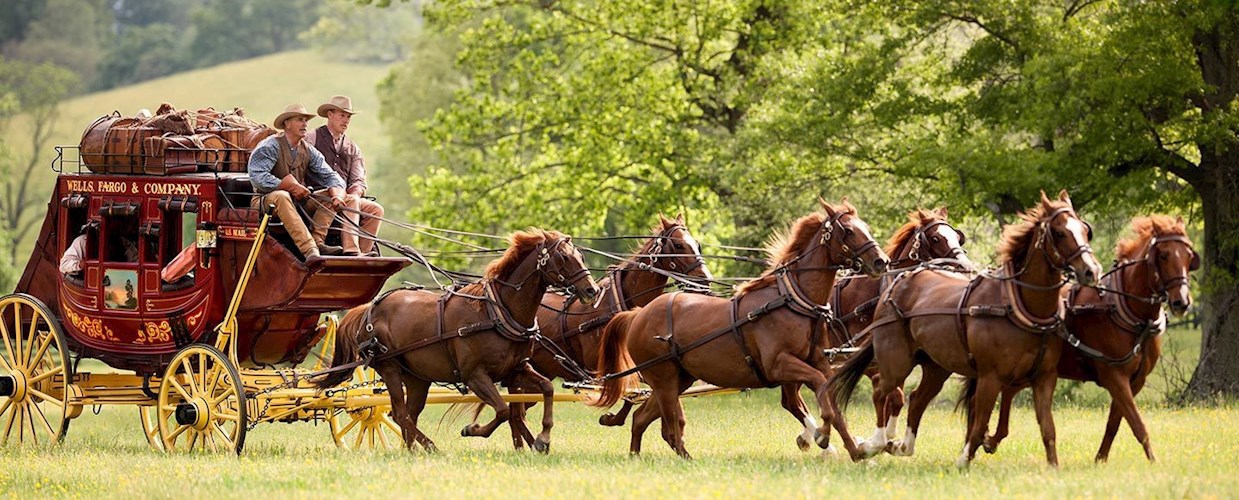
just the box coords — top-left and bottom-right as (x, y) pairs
(15, 170), (409, 375)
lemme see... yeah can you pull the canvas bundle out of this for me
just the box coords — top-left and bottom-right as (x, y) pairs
(78, 103), (274, 175)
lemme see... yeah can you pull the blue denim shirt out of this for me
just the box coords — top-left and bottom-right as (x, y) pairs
(247, 135), (344, 193)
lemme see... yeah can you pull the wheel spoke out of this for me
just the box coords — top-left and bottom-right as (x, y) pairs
(187, 429), (200, 451)
(16, 403), (26, 444)
(382, 418), (401, 436)
(12, 305), (24, 369)
(213, 422), (235, 451)
(197, 355), (207, 393)
(22, 404), (35, 445)
(27, 365), (63, 385)
(169, 378), (192, 402)
(27, 388), (63, 408)
(334, 415), (361, 442)
(31, 400), (55, 437)
(215, 410), (239, 422)
(0, 403), (16, 445)
(352, 422), (366, 449)
(203, 363), (223, 397)
(24, 316), (40, 367)
(376, 425), (390, 448)
(167, 423), (190, 441)
(180, 358), (198, 395)
(0, 311), (14, 369)
(28, 332), (53, 370)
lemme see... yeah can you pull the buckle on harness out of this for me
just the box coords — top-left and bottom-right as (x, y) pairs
(358, 337), (388, 359)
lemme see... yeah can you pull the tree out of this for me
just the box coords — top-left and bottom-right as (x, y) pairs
(0, 0), (48, 55)
(302, 0), (422, 64)
(96, 23), (190, 89)
(10, 0), (112, 86)
(189, 0), (319, 67)
(0, 58), (78, 266)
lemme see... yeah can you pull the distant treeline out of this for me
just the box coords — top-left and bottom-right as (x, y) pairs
(0, 0), (420, 92)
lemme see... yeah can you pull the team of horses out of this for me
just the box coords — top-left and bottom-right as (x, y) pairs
(320, 190), (1199, 467)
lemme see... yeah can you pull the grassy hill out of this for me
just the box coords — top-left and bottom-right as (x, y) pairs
(2, 50), (395, 263)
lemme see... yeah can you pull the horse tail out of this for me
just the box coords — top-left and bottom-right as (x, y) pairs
(954, 376), (977, 418)
(589, 310), (638, 409)
(829, 340), (874, 412)
(314, 304), (370, 389)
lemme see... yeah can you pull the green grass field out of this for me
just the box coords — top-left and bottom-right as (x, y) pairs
(0, 325), (1234, 498)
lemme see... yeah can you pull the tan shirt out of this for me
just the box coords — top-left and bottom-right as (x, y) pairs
(307, 127), (368, 195)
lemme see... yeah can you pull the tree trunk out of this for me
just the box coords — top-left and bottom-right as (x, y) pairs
(1185, 151), (1239, 399)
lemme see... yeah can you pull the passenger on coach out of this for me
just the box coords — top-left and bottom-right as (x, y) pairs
(60, 233), (88, 278)
(246, 104), (363, 260)
(306, 95), (383, 256)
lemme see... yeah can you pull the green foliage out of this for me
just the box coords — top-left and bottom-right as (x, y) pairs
(302, 0), (422, 64)
(96, 23), (192, 89)
(0, 0), (48, 48)
(189, 0), (320, 68)
(10, 0), (112, 86)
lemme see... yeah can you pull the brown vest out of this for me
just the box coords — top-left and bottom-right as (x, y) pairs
(271, 133), (311, 184)
(313, 126), (353, 184)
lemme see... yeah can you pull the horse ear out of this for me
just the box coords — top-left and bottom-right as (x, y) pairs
(936, 206), (948, 218)
(1176, 215), (1186, 227)
(820, 197), (836, 216)
(1040, 190), (1052, 206)
(675, 212), (684, 223)
(1058, 189), (1072, 205)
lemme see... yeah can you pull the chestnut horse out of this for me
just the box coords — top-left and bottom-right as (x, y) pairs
(488, 215), (713, 448)
(592, 200), (890, 459)
(779, 207), (973, 451)
(316, 229), (599, 452)
(981, 215), (1199, 462)
(831, 190), (1102, 467)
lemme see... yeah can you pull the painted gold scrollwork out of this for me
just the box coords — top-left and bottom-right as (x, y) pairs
(136, 321), (173, 345)
(62, 307), (119, 342)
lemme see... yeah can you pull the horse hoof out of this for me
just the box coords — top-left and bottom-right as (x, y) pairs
(796, 435), (811, 452)
(460, 424), (478, 437)
(820, 444), (840, 460)
(955, 457), (971, 469)
(887, 441), (913, 457)
(599, 414), (622, 426)
(814, 430), (830, 449)
(533, 438), (551, 454)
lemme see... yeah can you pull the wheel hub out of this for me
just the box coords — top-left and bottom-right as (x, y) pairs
(174, 398), (211, 430)
(0, 375), (14, 398)
(1, 372), (27, 401)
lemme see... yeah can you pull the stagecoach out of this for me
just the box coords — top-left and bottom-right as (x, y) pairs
(0, 143), (417, 453)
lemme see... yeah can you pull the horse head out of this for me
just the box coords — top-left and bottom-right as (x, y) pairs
(537, 234), (601, 304)
(1036, 190), (1103, 286)
(648, 213), (713, 285)
(821, 198), (890, 277)
(888, 207), (972, 269)
(1126, 215), (1199, 317)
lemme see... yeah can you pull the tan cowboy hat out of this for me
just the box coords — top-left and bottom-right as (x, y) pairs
(317, 95), (359, 117)
(273, 104), (314, 129)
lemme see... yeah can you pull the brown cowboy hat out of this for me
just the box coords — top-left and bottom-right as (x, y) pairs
(317, 95), (359, 117)
(273, 104), (315, 129)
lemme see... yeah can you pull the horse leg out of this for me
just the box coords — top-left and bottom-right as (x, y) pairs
(460, 372), (514, 439)
(780, 383), (817, 452)
(868, 371), (897, 445)
(653, 384), (690, 459)
(983, 386), (1019, 454)
(1029, 370), (1060, 467)
(1095, 401), (1123, 463)
(400, 374), (437, 452)
(372, 365), (414, 450)
(511, 363), (556, 453)
(628, 398), (660, 455)
(503, 385), (532, 450)
(889, 361), (950, 457)
(959, 375), (1002, 468)
(772, 353), (861, 460)
(599, 400), (635, 427)
(858, 329), (916, 456)
(1096, 368), (1154, 462)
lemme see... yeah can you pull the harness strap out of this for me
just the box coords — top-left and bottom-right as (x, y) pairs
(955, 275), (983, 371)
(730, 298), (773, 387)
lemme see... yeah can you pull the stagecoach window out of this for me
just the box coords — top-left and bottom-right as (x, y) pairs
(103, 215), (140, 263)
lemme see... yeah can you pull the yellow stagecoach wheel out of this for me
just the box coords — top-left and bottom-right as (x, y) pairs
(0, 294), (74, 446)
(138, 405), (163, 451)
(156, 344), (247, 454)
(327, 367), (402, 450)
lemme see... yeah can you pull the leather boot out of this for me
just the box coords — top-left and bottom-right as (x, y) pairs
(317, 244), (344, 256)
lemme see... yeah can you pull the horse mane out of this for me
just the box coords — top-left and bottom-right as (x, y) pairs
(736, 201), (855, 295)
(458, 228), (563, 295)
(1116, 215), (1189, 261)
(997, 199), (1072, 266)
(884, 208), (947, 256)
